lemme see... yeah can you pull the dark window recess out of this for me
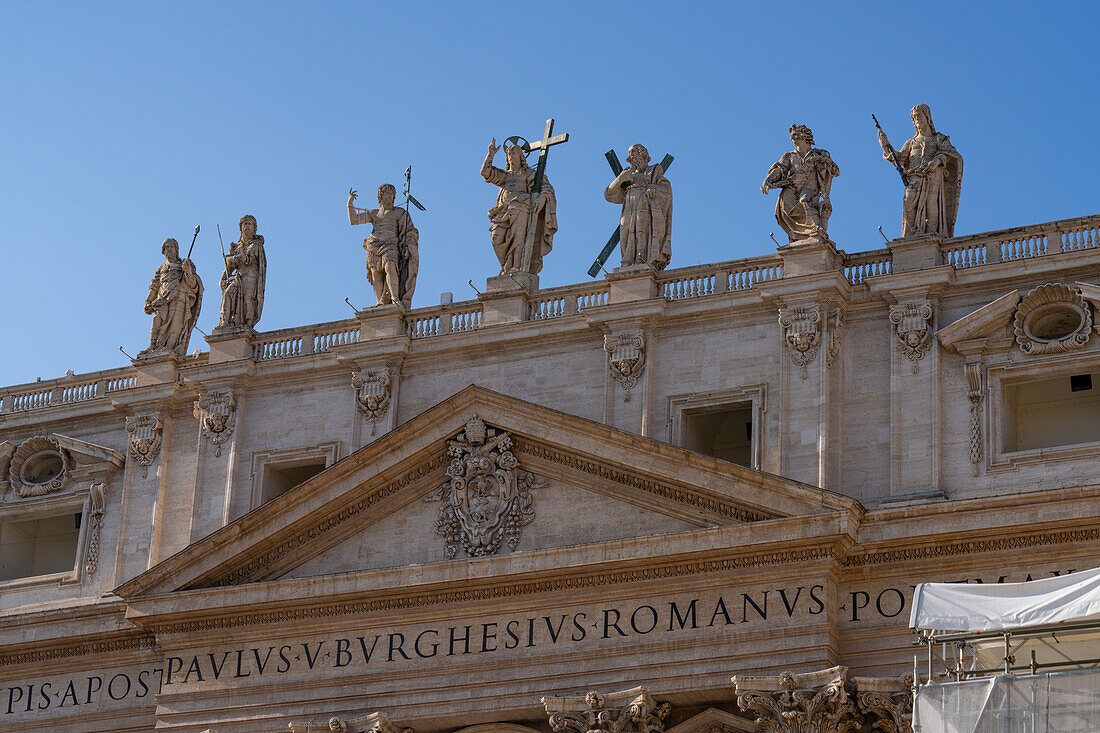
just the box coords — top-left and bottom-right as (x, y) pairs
(682, 405), (754, 467)
(1071, 374), (1093, 392)
(261, 460), (327, 504)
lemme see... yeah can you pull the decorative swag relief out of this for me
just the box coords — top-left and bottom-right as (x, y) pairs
(424, 415), (544, 558)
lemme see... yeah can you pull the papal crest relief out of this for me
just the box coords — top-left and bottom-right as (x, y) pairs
(424, 415), (543, 559)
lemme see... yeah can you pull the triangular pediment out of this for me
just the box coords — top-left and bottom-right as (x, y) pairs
(115, 386), (857, 599)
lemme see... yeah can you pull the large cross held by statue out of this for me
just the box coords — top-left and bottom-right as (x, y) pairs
(519, 118), (569, 273)
(588, 149), (674, 277)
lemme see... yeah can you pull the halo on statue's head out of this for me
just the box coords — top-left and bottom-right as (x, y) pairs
(503, 136), (532, 156)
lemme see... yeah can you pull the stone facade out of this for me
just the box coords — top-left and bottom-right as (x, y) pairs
(0, 212), (1099, 732)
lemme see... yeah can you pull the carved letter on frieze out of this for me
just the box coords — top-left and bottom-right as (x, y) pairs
(543, 686), (672, 733)
(423, 415), (543, 559)
(604, 331), (646, 401)
(853, 675), (914, 733)
(84, 482), (108, 576)
(352, 367), (392, 433)
(964, 363), (983, 472)
(733, 666), (860, 733)
(890, 301), (934, 372)
(125, 414), (163, 477)
(194, 390), (236, 457)
(779, 305), (822, 379)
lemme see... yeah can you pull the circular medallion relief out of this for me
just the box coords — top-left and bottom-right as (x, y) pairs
(9, 436), (70, 498)
(1013, 284), (1093, 355)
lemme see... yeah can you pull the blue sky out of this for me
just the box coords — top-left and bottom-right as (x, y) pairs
(1, 1), (1097, 386)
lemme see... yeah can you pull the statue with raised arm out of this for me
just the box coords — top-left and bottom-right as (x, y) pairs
(348, 183), (419, 308)
(218, 214), (266, 330)
(877, 103), (963, 238)
(761, 124), (840, 244)
(139, 237), (203, 358)
(605, 143), (672, 269)
(481, 138), (557, 275)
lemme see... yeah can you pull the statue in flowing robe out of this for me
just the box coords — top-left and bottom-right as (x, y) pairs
(348, 183), (419, 307)
(878, 103), (963, 238)
(481, 138), (557, 275)
(605, 143), (672, 269)
(761, 124), (840, 244)
(139, 237), (203, 357)
(218, 214), (266, 329)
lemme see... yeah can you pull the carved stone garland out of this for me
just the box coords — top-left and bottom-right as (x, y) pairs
(964, 362), (983, 471)
(825, 310), (843, 370)
(779, 305), (822, 379)
(125, 414), (163, 477)
(889, 301), (934, 372)
(424, 415), (542, 559)
(1012, 283), (1093, 355)
(352, 367), (392, 434)
(194, 390), (236, 457)
(544, 687), (672, 733)
(733, 666), (860, 733)
(605, 331), (646, 401)
(84, 482), (108, 576)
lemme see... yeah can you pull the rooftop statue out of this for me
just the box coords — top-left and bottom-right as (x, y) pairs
(138, 237), (203, 358)
(348, 183), (419, 308)
(482, 137), (558, 275)
(761, 124), (840, 244)
(877, 103), (963, 238)
(604, 143), (672, 270)
(217, 214), (266, 330)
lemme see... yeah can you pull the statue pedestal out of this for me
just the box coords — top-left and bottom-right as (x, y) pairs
(485, 272), (538, 293)
(607, 264), (659, 303)
(778, 237), (842, 278)
(357, 304), (407, 341)
(206, 327), (256, 363)
(480, 272), (538, 326)
(131, 352), (179, 387)
(888, 234), (943, 272)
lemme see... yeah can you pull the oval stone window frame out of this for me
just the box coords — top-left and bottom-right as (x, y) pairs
(1013, 284), (1093, 355)
(9, 435), (70, 498)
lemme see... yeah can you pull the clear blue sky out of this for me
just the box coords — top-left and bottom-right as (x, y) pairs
(1, 1), (1097, 387)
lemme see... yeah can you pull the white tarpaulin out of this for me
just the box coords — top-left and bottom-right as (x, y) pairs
(914, 670), (1100, 733)
(910, 566), (1100, 633)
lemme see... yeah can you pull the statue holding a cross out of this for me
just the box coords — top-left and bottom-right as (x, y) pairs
(481, 119), (567, 276)
(604, 143), (673, 270)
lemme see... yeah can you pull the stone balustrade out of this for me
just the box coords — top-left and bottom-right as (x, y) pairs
(3, 213), (1097, 413)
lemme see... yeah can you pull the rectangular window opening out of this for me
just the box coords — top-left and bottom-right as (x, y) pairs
(681, 403), (754, 467)
(260, 459), (328, 504)
(0, 512), (82, 582)
(1003, 371), (1100, 452)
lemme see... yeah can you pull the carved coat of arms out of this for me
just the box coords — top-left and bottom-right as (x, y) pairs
(125, 414), (163, 476)
(352, 367), (391, 430)
(194, 390), (236, 456)
(424, 415), (542, 559)
(604, 331), (646, 399)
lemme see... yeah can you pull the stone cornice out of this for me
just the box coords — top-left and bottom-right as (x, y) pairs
(0, 630), (157, 668)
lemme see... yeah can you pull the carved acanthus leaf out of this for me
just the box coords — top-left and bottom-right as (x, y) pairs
(853, 675), (914, 733)
(544, 687), (672, 733)
(733, 666), (860, 733)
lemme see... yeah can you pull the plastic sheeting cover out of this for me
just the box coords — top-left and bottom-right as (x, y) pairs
(910, 566), (1100, 633)
(914, 670), (1100, 733)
